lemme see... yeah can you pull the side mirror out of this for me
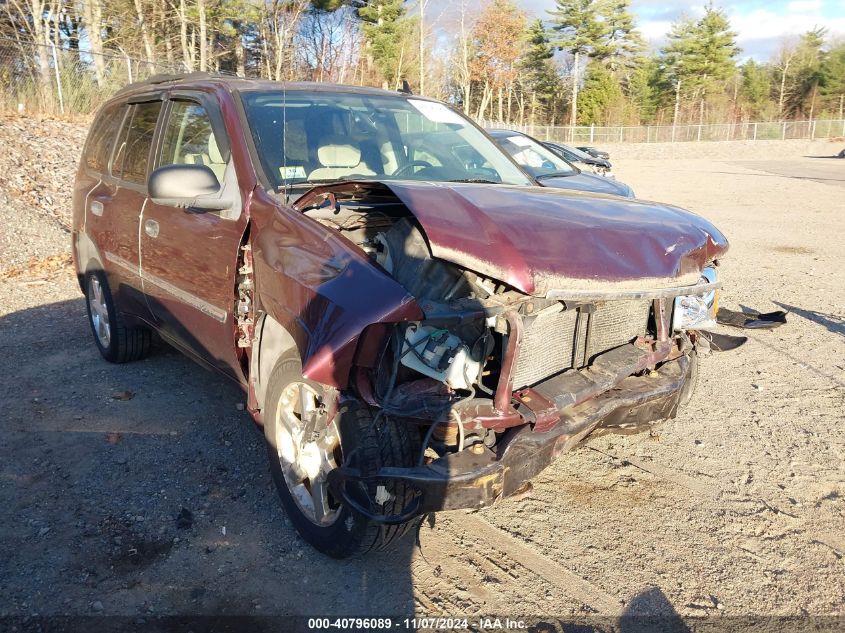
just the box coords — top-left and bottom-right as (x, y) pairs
(148, 164), (233, 211)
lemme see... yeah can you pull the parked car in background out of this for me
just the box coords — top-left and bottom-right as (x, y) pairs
(74, 74), (731, 559)
(577, 145), (610, 160)
(488, 129), (634, 197)
(544, 141), (614, 177)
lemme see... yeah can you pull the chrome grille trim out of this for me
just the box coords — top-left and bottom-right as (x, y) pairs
(545, 281), (721, 302)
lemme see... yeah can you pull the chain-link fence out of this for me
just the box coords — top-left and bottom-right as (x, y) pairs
(0, 37), (183, 117)
(479, 119), (845, 144)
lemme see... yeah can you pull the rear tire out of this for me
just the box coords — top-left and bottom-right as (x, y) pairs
(263, 353), (421, 558)
(84, 270), (151, 363)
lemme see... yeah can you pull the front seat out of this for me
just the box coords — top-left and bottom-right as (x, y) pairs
(205, 132), (227, 182)
(308, 135), (376, 181)
(183, 131), (227, 182)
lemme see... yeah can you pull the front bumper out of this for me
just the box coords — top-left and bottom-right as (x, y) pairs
(329, 343), (690, 520)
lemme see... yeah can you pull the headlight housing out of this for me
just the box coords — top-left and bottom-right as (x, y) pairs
(672, 266), (719, 331)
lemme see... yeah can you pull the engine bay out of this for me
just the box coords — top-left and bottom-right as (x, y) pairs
(300, 185), (660, 456)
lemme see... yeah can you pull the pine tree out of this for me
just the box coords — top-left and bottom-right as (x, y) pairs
(357, 0), (412, 88)
(820, 42), (845, 117)
(625, 56), (660, 123)
(790, 28), (827, 119)
(660, 3), (739, 124)
(739, 60), (772, 119)
(519, 19), (562, 122)
(579, 60), (624, 124)
(548, 0), (641, 126)
(547, 0), (607, 126)
(594, 0), (642, 68)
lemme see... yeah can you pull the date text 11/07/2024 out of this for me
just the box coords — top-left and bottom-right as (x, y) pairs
(307, 617), (529, 630)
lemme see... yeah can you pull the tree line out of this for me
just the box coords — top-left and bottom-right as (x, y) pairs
(2, 0), (844, 124)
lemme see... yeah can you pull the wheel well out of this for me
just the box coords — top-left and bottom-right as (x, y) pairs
(81, 258), (103, 288)
(76, 231), (104, 292)
(252, 314), (299, 411)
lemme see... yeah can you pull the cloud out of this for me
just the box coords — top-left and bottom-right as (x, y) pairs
(638, 20), (673, 42)
(520, 0), (845, 59)
(730, 7), (845, 56)
(786, 0), (822, 12)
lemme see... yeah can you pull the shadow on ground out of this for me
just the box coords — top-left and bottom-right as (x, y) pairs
(0, 297), (417, 617)
(619, 586), (690, 633)
(773, 301), (845, 337)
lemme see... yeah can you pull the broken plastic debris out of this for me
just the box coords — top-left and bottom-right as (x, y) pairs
(374, 485), (393, 506)
(717, 307), (787, 330)
(698, 331), (748, 352)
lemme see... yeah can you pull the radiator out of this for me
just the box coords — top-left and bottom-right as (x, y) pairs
(511, 300), (651, 389)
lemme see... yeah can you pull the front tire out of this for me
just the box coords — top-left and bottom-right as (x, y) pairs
(263, 353), (421, 558)
(84, 270), (151, 363)
(679, 350), (699, 407)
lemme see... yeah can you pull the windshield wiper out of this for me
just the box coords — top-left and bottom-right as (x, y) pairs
(535, 171), (575, 180)
(448, 178), (499, 184)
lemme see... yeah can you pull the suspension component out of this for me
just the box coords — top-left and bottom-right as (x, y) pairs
(236, 244), (254, 348)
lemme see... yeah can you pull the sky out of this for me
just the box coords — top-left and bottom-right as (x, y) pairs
(518, 0), (845, 60)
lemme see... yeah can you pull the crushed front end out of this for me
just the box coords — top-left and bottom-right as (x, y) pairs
(294, 184), (728, 522)
(331, 283), (713, 519)
(284, 179), (735, 522)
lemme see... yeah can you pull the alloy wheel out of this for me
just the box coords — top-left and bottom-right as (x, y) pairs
(87, 275), (111, 348)
(274, 381), (343, 526)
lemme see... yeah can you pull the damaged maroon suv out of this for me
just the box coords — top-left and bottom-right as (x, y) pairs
(72, 75), (729, 558)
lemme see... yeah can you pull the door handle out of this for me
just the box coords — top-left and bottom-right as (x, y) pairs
(144, 219), (160, 238)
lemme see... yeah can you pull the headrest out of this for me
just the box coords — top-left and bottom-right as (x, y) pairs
(317, 136), (361, 168)
(208, 132), (222, 163)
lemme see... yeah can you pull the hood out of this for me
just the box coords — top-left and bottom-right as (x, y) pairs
(539, 172), (632, 197)
(381, 181), (729, 296)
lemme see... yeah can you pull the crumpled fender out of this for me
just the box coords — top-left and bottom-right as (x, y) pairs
(249, 188), (422, 389)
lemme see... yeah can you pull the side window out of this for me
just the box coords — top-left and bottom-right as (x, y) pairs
(113, 101), (162, 185)
(159, 101), (229, 182)
(84, 104), (126, 173)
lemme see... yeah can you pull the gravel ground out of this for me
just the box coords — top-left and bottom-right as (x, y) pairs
(0, 119), (843, 623)
(0, 116), (87, 272)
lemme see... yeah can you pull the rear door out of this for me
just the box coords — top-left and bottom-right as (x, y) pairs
(139, 92), (247, 380)
(83, 98), (163, 321)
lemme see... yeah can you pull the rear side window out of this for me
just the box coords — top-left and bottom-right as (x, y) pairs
(112, 101), (162, 185)
(84, 104), (125, 173)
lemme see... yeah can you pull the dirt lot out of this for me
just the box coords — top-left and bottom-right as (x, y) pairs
(0, 118), (843, 624)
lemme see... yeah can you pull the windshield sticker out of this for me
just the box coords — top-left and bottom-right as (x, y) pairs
(407, 99), (466, 125)
(508, 135), (533, 147)
(279, 165), (307, 180)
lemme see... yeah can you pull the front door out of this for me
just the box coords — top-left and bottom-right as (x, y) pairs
(139, 95), (247, 379)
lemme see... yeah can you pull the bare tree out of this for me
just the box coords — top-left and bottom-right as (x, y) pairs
(5, 0), (53, 97)
(175, 0), (195, 71)
(132, 0), (156, 66)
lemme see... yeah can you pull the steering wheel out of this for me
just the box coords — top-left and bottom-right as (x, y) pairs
(392, 160), (435, 178)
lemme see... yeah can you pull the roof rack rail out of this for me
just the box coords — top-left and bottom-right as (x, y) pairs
(114, 71), (242, 95)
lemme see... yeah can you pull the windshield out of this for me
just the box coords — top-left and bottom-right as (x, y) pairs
(240, 91), (532, 190)
(493, 134), (577, 179)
